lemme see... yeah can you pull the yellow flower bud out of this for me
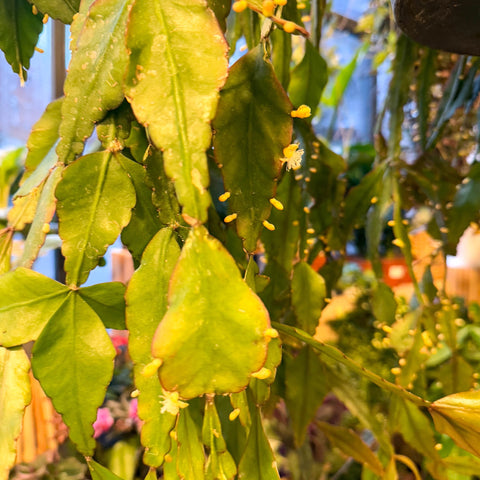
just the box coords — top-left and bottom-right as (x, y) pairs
(291, 105), (311, 118)
(224, 213), (238, 223)
(283, 21), (296, 33)
(262, 0), (275, 16)
(232, 0), (248, 12)
(263, 220), (275, 231)
(218, 192), (231, 202)
(269, 198), (284, 210)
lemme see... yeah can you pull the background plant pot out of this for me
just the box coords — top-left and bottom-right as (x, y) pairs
(392, 0), (480, 55)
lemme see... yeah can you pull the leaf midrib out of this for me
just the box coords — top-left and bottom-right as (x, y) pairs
(67, 153), (111, 286)
(153, 1), (196, 215)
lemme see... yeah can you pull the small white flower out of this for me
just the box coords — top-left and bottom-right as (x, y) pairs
(159, 389), (188, 416)
(281, 144), (304, 171)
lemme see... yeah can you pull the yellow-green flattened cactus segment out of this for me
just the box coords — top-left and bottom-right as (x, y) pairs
(152, 226), (271, 399)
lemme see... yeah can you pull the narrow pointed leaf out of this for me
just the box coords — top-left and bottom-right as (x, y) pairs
(24, 97), (63, 178)
(19, 166), (64, 268)
(430, 391), (480, 458)
(31, 0), (80, 24)
(285, 346), (327, 446)
(317, 421), (384, 476)
(126, 229), (180, 466)
(237, 407), (280, 480)
(56, 151), (135, 286)
(389, 397), (440, 462)
(289, 40), (327, 112)
(0, 230), (12, 275)
(117, 154), (163, 264)
(203, 399), (237, 480)
(0, 268), (68, 347)
(0, 0), (43, 80)
(32, 293), (116, 455)
(0, 346), (31, 480)
(213, 46), (292, 252)
(88, 459), (124, 480)
(176, 408), (206, 480)
(292, 262), (326, 335)
(125, 0), (229, 223)
(56, 0), (134, 164)
(79, 282), (126, 330)
(152, 226), (270, 399)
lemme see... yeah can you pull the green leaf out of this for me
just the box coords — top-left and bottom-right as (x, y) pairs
(146, 150), (182, 227)
(56, 0), (133, 164)
(316, 421), (384, 476)
(31, 0), (80, 24)
(271, 28), (292, 89)
(249, 337), (281, 405)
(24, 97), (63, 178)
(202, 398), (237, 480)
(0, 346), (31, 480)
(152, 226), (270, 399)
(207, 0), (231, 32)
(56, 151), (136, 286)
(117, 154), (163, 264)
(88, 459), (124, 480)
(213, 46), (292, 252)
(430, 391), (480, 458)
(176, 408), (206, 480)
(126, 229), (180, 467)
(0, 0), (43, 81)
(442, 455), (480, 477)
(447, 162), (480, 247)
(389, 397), (441, 462)
(125, 0), (228, 223)
(0, 148), (24, 208)
(371, 282), (396, 326)
(0, 231), (12, 275)
(79, 282), (126, 330)
(292, 262), (326, 335)
(237, 405), (280, 480)
(32, 292), (116, 455)
(385, 34), (418, 158)
(0, 268), (68, 347)
(19, 165), (64, 269)
(289, 40), (327, 112)
(322, 43), (368, 109)
(285, 346), (327, 446)
(416, 48), (436, 150)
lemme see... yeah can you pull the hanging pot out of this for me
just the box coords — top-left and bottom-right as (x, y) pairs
(391, 0), (480, 55)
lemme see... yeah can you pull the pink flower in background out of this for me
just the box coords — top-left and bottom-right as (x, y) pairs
(129, 398), (142, 430)
(110, 331), (128, 355)
(93, 407), (114, 438)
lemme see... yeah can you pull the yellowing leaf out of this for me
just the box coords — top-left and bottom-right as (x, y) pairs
(0, 347), (31, 480)
(430, 391), (480, 458)
(125, 0), (228, 223)
(152, 226), (270, 399)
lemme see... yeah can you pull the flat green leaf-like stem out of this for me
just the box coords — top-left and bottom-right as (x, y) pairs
(125, 0), (229, 223)
(126, 229), (180, 467)
(32, 292), (116, 455)
(274, 322), (430, 408)
(0, 268), (68, 347)
(152, 226), (271, 398)
(0, 0), (43, 81)
(213, 46), (292, 252)
(56, 0), (133, 164)
(56, 151), (135, 286)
